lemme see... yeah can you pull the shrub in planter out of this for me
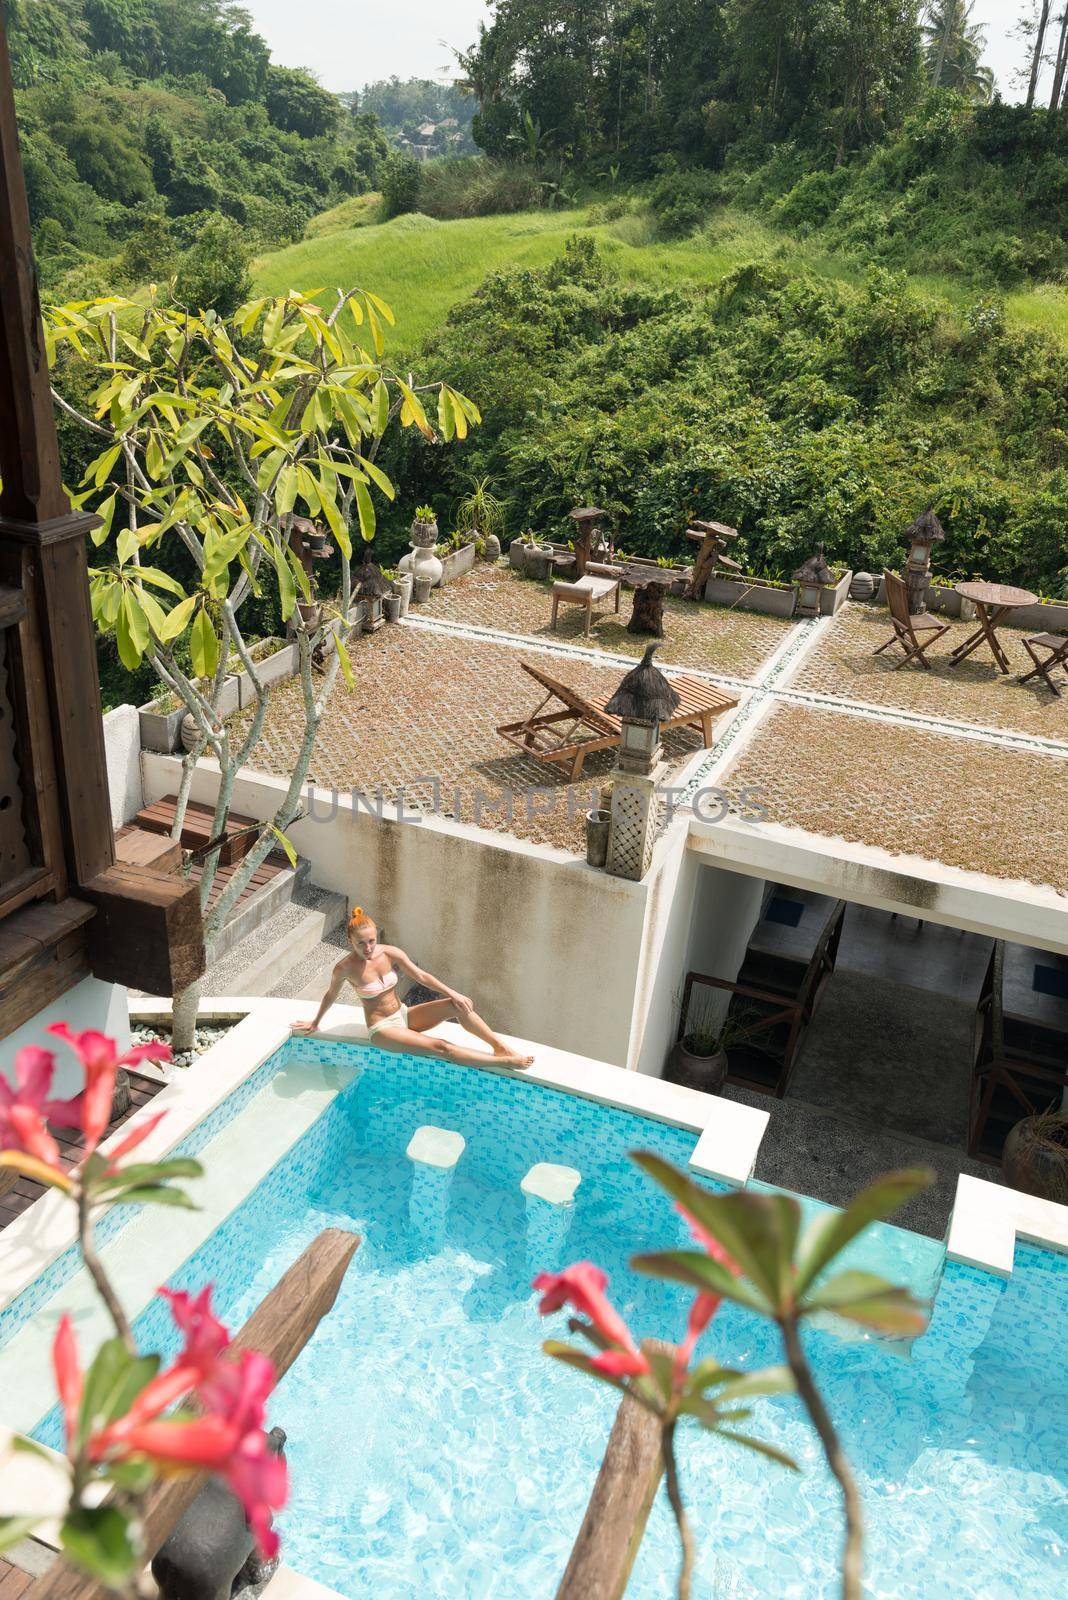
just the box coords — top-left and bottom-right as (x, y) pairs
(1002, 1111), (1068, 1204)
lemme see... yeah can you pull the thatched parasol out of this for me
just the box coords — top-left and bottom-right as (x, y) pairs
(904, 505), (945, 546)
(604, 644), (680, 722)
(793, 545), (834, 585)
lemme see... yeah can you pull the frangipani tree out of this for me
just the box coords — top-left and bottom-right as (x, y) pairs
(46, 286), (478, 1045)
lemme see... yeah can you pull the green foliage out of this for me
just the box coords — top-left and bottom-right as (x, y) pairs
(172, 212), (252, 317)
(417, 156), (542, 220)
(380, 152), (423, 218)
(648, 166), (724, 238)
(389, 239), (1068, 596)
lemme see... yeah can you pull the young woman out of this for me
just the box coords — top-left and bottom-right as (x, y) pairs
(293, 907), (534, 1069)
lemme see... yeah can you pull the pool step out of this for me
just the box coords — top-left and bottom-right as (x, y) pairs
(200, 883), (347, 998)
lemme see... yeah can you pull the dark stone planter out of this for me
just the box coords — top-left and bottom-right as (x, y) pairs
(1003, 1115), (1068, 1204)
(665, 1040), (728, 1093)
(586, 809), (610, 868)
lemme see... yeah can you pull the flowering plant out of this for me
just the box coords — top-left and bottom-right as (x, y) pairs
(0, 1027), (287, 1585)
(536, 1154), (932, 1600)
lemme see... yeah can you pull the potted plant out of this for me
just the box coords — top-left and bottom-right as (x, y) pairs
(454, 476), (506, 561)
(1002, 1110), (1068, 1204)
(411, 505), (439, 547)
(665, 989), (756, 1093)
(437, 527), (478, 584)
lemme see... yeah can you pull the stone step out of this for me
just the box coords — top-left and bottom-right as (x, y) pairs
(206, 857), (312, 964)
(202, 884), (347, 999)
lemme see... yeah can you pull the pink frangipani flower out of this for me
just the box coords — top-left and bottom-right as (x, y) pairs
(533, 1262), (650, 1377)
(46, 1025), (171, 1155)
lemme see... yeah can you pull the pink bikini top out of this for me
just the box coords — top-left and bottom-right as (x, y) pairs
(355, 967), (398, 999)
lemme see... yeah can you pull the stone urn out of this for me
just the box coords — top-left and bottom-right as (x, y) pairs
(849, 571), (875, 601)
(398, 515), (444, 589)
(413, 573), (433, 604)
(526, 546), (552, 582)
(393, 572), (413, 617)
(664, 1038), (728, 1094)
(383, 594), (402, 623)
(482, 533), (502, 562)
(180, 713), (223, 753)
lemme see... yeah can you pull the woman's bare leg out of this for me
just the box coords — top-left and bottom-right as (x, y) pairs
(406, 999), (529, 1061)
(370, 1020), (533, 1069)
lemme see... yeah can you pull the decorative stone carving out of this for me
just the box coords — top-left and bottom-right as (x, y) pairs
(151, 1427), (286, 1600)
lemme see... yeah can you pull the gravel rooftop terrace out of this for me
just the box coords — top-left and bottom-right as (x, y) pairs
(417, 566), (792, 680)
(795, 603), (1068, 740)
(721, 702), (1068, 894)
(240, 626), (720, 854)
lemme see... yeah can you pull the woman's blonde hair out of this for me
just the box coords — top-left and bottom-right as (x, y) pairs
(347, 905), (376, 936)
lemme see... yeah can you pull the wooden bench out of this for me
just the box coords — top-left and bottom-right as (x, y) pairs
(550, 575), (621, 636)
(133, 796), (260, 867)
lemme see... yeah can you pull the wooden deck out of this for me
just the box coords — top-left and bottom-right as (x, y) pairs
(0, 1560), (34, 1599)
(0, 1068), (165, 1232)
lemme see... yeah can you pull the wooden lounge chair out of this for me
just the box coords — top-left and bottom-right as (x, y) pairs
(1020, 631), (1068, 697)
(497, 661), (739, 782)
(874, 569), (951, 670)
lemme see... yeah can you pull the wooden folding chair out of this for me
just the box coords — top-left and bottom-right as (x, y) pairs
(1020, 632), (1068, 697)
(874, 570), (951, 670)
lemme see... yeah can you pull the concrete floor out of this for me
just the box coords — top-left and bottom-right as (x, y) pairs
(726, 905), (1001, 1239)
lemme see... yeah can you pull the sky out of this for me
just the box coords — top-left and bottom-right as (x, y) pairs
(242, 2), (1031, 101)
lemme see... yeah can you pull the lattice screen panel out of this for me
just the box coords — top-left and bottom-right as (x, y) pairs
(0, 631), (31, 888)
(607, 783), (662, 881)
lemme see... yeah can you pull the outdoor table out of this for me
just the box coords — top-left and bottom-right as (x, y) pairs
(622, 565), (675, 636)
(949, 581), (1038, 674)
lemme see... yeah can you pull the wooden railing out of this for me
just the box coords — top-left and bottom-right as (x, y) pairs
(23, 1228), (361, 1600)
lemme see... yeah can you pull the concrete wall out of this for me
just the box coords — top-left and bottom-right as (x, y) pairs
(3, 978), (131, 1097)
(142, 755), (653, 1066)
(632, 843), (765, 1077)
(102, 705), (143, 829)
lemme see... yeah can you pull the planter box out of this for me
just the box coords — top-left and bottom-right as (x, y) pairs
(234, 643), (299, 709)
(137, 701), (185, 754)
(439, 542), (476, 584)
(509, 538), (529, 572)
(820, 569), (853, 616)
(704, 575), (797, 619)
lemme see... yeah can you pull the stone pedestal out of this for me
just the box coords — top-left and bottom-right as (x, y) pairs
(406, 1124), (465, 1248)
(521, 1162), (581, 1276)
(605, 769), (663, 882)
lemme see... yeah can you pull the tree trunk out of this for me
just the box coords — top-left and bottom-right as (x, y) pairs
(929, 5), (954, 89)
(171, 976), (202, 1054)
(628, 582), (665, 636)
(1048, 7), (1068, 109)
(1027, 1), (1052, 108)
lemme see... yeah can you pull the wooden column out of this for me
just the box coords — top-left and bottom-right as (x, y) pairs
(0, 12), (113, 889)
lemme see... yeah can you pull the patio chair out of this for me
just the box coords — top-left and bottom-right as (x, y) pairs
(496, 661), (738, 782)
(874, 569), (951, 670)
(1019, 631), (1068, 697)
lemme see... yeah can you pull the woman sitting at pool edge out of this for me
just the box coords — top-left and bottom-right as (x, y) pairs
(293, 907), (534, 1069)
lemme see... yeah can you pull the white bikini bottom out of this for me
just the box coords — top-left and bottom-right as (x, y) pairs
(367, 1004), (407, 1040)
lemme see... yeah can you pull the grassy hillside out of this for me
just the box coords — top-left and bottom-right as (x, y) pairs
(253, 202), (1068, 354)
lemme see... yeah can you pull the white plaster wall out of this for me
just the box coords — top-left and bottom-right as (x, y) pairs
(2, 978), (131, 1097)
(631, 841), (766, 1077)
(101, 705), (143, 829)
(142, 755), (652, 1066)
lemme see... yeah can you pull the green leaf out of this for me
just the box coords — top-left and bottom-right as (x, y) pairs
(190, 606), (219, 680)
(106, 1184), (197, 1209)
(354, 478), (376, 542)
(0, 1516), (41, 1554)
(136, 567), (186, 597)
(117, 591), (149, 668)
(91, 493), (117, 547)
(793, 1170), (934, 1299)
(79, 1341), (161, 1447)
(269, 824), (297, 868)
(115, 526), (138, 566)
(276, 546), (296, 621)
(334, 629), (355, 690)
(95, 1157), (203, 1192)
(85, 443), (121, 490)
(713, 1366), (795, 1404)
(717, 1431), (799, 1471)
(157, 593), (197, 642)
(805, 1271), (928, 1337)
(542, 1341), (662, 1416)
(263, 299), (286, 349)
(437, 385), (455, 442)
(318, 482), (351, 558)
(357, 455), (394, 500)
(364, 290), (395, 326)
(275, 464), (298, 517)
(371, 378), (389, 436)
(630, 1250), (770, 1316)
(61, 1504), (139, 1587)
(104, 1459), (155, 1494)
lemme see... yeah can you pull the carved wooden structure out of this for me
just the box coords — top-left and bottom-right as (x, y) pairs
(22, 1229), (361, 1600)
(684, 519), (741, 600)
(0, 15), (203, 1033)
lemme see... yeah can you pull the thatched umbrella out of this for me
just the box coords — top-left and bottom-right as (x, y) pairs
(605, 645), (679, 773)
(903, 505), (946, 615)
(354, 546), (394, 600)
(904, 505), (946, 549)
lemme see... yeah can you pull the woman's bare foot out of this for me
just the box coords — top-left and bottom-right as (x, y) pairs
(500, 1051), (534, 1069)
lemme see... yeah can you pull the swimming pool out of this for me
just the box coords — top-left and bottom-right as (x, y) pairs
(23, 1040), (1068, 1598)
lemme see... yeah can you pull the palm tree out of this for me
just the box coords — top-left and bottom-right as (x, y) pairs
(923, 1), (996, 102)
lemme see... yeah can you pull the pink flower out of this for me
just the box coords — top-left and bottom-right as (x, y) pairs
(160, 1286), (231, 1377)
(53, 1290), (287, 1557)
(46, 1026), (171, 1155)
(671, 1203), (742, 1385)
(0, 1046), (66, 1172)
(533, 1262), (649, 1377)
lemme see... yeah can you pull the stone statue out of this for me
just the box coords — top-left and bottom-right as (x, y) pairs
(151, 1427), (286, 1600)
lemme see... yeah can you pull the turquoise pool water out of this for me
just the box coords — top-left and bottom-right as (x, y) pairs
(31, 1042), (1068, 1598)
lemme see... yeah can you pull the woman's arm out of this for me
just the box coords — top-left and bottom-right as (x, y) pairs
(292, 961), (347, 1034)
(383, 946), (472, 1011)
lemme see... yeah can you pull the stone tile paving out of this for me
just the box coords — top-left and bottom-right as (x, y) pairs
(418, 565), (794, 681)
(721, 701), (1068, 894)
(240, 626), (714, 854)
(795, 603), (1068, 741)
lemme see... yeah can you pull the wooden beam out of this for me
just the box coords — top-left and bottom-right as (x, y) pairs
(0, 898), (94, 1038)
(24, 1229), (362, 1600)
(555, 1342), (670, 1600)
(81, 862), (205, 996)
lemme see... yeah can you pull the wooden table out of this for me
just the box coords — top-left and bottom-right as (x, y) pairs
(949, 581), (1038, 674)
(550, 574), (621, 636)
(622, 565), (675, 636)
